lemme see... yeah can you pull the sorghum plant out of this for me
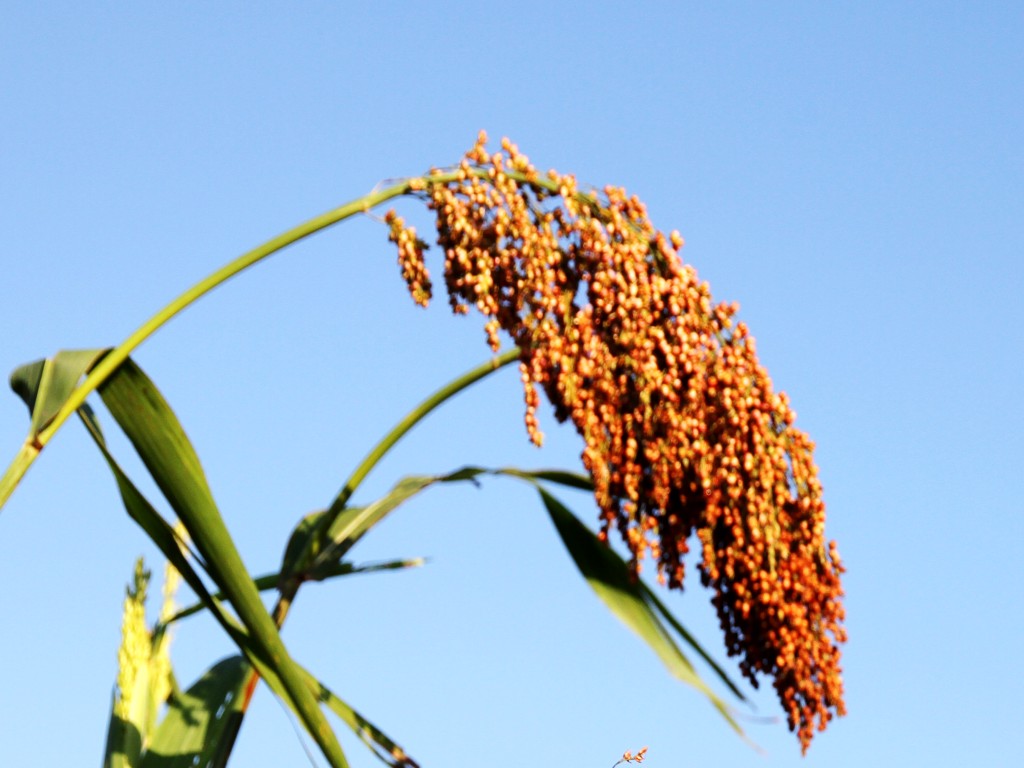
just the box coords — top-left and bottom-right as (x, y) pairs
(0, 134), (844, 766)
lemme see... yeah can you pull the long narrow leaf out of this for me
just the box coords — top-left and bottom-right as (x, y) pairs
(226, 656), (420, 768)
(438, 465), (593, 493)
(538, 488), (743, 734)
(639, 581), (747, 701)
(477, 470), (746, 705)
(310, 476), (437, 573)
(78, 406), (219, 622)
(96, 358), (348, 768)
(301, 462), (740, 719)
(494, 467), (594, 492)
(166, 558), (425, 626)
(307, 466), (518, 575)
(85, 392), (419, 767)
(78, 407), (269, 668)
(84, 423), (346, 767)
(304, 466), (583, 576)
(311, 677), (420, 768)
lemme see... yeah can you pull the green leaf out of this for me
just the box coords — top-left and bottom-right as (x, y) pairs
(227, 659), (420, 768)
(308, 465), (518, 576)
(78, 406), (221, 623)
(494, 467), (594, 492)
(310, 475), (437, 574)
(312, 678), (420, 768)
(423, 465), (592, 493)
(537, 488), (743, 735)
(9, 349), (107, 434)
(279, 510), (327, 587)
(83, 393), (421, 766)
(96, 358), (348, 768)
(103, 697), (144, 768)
(443, 468), (746, 704)
(300, 462), (739, 722)
(140, 656), (251, 768)
(79, 405), (275, 679)
(301, 465), (585, 580)
(166, 557), (426, 626)
(95, 359), (230, 587)
(639, 581), (747, 701)
(8, 360), (43, 419)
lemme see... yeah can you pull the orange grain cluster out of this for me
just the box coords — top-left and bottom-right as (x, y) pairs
(619, 746), (648, 764)
(385, 133), (845, 751)
(386, 210), (432, 307)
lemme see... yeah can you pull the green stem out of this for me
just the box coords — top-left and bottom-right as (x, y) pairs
(0, 164), (596, 514)
(40, 181), (424, 445)
(0, 442), (40, 511)
(239, 350), (520, 740)
(324, 347), (521, 524)
(0, 174), (449, 512)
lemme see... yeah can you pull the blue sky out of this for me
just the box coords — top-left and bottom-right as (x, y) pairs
(1, 3), (1022, 766)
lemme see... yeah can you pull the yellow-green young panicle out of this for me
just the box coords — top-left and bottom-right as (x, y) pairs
(108, 556), (180, 768)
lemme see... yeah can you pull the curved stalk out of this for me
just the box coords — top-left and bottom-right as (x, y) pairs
(0, 165), (596, 512)
(326, 347), (521, 518)
(46, 182), (421, 440)
(0, 176), (446, 510)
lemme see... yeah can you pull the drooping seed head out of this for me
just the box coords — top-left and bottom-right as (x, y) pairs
(387, 135), (846, 751)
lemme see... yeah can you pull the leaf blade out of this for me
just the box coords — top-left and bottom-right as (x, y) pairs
(538, 488), (743, 734)
(9, 348), (107, 433)
(310, 475), (436, 574)
(639, 581), (747, 701)
(312, 677), (420, 768)
(96, 358), (349, 768)
(140, 656), (252, 768)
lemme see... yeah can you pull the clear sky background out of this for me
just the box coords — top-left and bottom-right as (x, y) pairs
(1, 3), (1022, 766)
